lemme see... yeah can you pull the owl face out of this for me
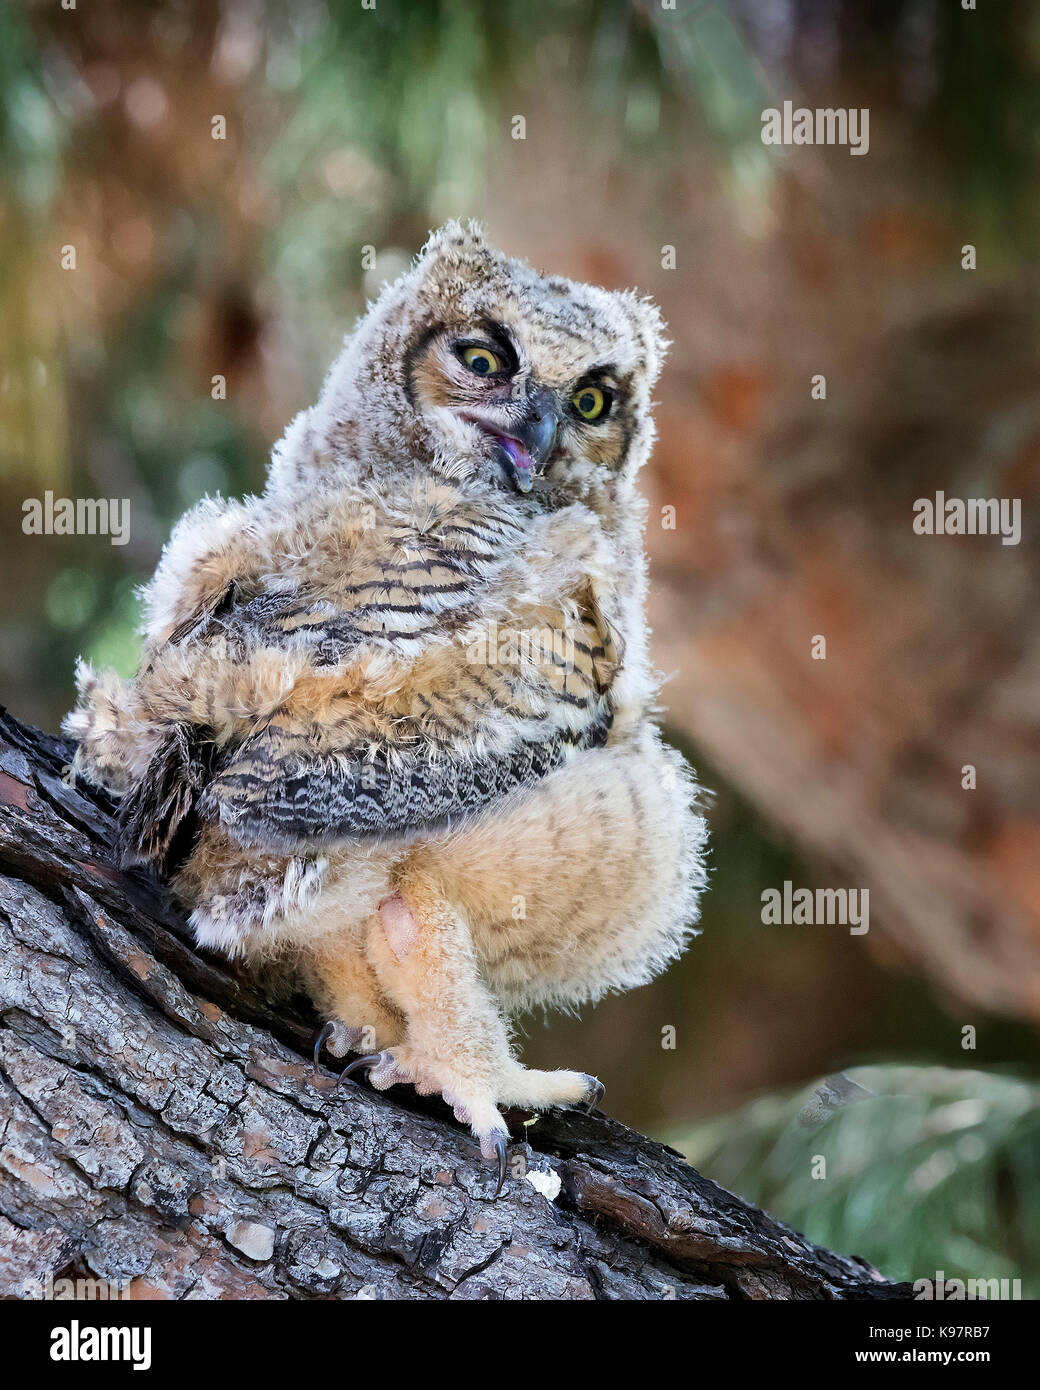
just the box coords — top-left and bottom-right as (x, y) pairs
(407, 313), (638, 499)
(400, 227), (668, 503)
(281, 223), (668, 511)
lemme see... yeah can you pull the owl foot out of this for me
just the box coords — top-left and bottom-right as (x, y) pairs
(311, 1020), (365, 1078)
(335, 1047), (511, 1197)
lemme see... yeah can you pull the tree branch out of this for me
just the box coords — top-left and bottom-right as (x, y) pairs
(0, 708), (911, 1301)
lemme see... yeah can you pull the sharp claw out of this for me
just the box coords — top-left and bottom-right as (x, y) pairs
(335, 1052), (383, 1089)
(312, 1021), (335, 1077)
(583, 1078), (605, 1114)
(493, 1136), (508, 1198)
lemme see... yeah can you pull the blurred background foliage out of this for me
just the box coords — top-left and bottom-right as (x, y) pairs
(678, 1064), (1040, 1289)
(1, 0), (1038, 1293)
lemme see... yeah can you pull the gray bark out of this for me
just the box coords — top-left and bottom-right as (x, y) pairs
(0, 708), (911, 1301)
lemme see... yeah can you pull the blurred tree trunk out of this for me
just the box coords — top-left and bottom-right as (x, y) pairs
(646, 286), (1040, 1023)
(0, 709), (909, 1301)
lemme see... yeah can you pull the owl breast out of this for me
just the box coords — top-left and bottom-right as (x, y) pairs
(229, 486), (527, 664)
(260, 483), (615, 753)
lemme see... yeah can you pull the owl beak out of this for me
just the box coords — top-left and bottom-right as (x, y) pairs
(501, 390), (561, 493)
(517, 389), (560, 465)
(461, 391), (561, 493)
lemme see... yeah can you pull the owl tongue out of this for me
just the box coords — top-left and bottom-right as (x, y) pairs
(494, 434), (534, 493)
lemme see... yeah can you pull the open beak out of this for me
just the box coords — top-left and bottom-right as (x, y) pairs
(466, 389), (561, 494)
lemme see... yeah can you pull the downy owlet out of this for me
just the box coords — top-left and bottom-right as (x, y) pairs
(66, 222), (708, 1192)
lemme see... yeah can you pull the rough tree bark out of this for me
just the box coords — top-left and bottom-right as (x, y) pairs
(0, 708), (910, 1301)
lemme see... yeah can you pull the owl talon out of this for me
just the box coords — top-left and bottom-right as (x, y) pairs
(581, 1075), (605, 1113)
(493, 1135), (508, 1198)
(334, 1052), (383, 1089)
(312, 1021), (335, 1077)
(475, 1127), (510, 1197)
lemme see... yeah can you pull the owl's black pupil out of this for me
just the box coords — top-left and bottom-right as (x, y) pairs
(580, 393), (596, 413)
(471, 355), (491, 374)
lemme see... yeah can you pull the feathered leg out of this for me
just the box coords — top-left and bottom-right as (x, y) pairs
(353, 870), (601, 1194)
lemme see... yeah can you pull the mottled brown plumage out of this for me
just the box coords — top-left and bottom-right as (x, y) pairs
(66, 223), (707, 1183)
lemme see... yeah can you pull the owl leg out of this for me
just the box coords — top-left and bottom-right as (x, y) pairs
(360, 879), (520, 1194)
(303, 947), (404, 1077)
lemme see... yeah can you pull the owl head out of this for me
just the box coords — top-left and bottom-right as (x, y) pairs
(269, 221), (668, 510)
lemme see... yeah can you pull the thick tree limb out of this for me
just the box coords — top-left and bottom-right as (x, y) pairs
(0, 708), (910, 1301)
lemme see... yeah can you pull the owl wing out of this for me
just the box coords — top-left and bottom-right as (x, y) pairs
(200, 572), (620, 848)
(198, 721), (605, 850)
(119, 569), (618, 863)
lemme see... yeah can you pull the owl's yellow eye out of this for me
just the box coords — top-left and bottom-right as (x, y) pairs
(461, 346), (501, 376)
(573, 386), (607, 420)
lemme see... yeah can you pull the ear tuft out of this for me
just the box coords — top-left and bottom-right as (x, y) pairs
(416, 220), (490, 269)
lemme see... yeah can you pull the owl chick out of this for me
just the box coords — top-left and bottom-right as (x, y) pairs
(65, 222), (708, 1191)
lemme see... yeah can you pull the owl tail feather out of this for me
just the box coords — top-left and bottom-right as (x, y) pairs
(117, 724), (213, 877)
